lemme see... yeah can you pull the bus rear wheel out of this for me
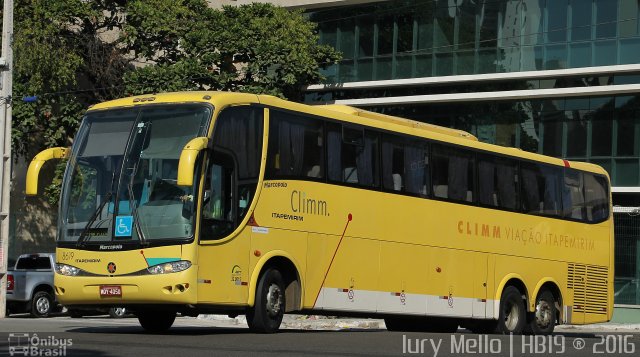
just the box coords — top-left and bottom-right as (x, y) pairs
(247, 268), (286, 333)
(496, 286), (526, 334)
(527, 290), (556, 335)
(137, 310), (176, 333)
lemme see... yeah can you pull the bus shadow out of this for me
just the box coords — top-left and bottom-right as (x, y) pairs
(65, 326), (387, 336)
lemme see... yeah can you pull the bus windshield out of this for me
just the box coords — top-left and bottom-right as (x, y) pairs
(58, 104), (211, 244)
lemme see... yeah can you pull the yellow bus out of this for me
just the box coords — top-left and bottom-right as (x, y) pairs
(26, 91), (613, 334)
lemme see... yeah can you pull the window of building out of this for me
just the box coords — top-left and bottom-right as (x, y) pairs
(596, 0), (618, 38)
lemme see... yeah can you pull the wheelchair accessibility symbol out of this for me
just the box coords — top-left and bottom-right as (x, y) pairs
(115, 216), (133, 237)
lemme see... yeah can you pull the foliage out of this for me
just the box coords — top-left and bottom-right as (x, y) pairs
(11, 0), (129, 157)
(122, 2), (341, 101)
(5, 0), (340, 203)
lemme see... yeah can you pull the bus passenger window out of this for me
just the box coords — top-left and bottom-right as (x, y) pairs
(478, 155), (518, 210)
(432, 145), (474, 203)
(521, 163), (562, 216)
(382, 136), (404, 191)
(327, 124), (378, 187)
(266, 111), (324, 180)
(404, 141), (429, 196)
(584, 173), (609, 222)
(563, 169), (585, 220)
(382, 136), (428, 195)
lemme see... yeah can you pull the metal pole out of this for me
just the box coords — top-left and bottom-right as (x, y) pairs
(0, 0), (14, 319)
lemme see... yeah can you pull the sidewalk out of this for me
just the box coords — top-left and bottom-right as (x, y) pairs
(196, 314), (640, 332)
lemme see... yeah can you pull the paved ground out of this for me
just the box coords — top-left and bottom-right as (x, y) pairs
(0, 315), (639, 356)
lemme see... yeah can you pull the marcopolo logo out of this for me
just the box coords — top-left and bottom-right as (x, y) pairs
(8, 333), (72, 356)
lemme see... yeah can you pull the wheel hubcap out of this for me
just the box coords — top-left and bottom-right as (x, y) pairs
(265, 283), (283, 317)
(535, 300), (553, 329)
(37, 297), (50, 314)
(114, 308), (125, 316)
(504, 301), (520, 331)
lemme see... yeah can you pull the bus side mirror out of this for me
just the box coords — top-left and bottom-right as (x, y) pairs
(177, 137), (209, 187)
(26, 147), (69, 196)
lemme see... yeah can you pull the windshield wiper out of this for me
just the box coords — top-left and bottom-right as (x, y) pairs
(127, 171), (148, 246)
(76, 191), (113, 248)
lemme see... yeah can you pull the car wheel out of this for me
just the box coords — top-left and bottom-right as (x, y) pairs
(109, 307), (127, 318)
(30, 291), (53, 318)
(246, 268), (286, 333)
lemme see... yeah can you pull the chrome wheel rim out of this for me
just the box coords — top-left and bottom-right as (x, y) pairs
(265, 283), (283, 317)
(535, 300), (553, 329)
(113, 308), (126, 317)
(36, 296), (50, 314)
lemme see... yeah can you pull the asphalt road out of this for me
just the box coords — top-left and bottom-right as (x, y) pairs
(1, 316), (639, 357)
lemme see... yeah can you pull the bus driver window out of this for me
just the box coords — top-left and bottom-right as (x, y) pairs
(201, 157), (235, 240)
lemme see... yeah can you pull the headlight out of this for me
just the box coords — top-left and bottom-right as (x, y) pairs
(55, 263), (81, 276)
(147, 260), (191, 275)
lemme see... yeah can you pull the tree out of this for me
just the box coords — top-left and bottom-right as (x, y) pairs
(5, 0), (340, 203)
(9, 0), (339, 154)
(122, 2), (341, 101)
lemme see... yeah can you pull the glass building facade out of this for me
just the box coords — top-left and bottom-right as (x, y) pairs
(311, 0), (640, 82)
(303, 0), (640, 310)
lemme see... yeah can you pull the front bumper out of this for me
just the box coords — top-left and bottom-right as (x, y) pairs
(54, 267), (197, 305)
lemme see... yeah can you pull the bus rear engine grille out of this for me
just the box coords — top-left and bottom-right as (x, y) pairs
(567, 263), (609, 315)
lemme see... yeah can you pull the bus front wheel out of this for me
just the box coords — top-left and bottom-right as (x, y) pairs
(137, 310), (176, 333)
(247, 268), (286, 333)
(496, 286), (526, 334)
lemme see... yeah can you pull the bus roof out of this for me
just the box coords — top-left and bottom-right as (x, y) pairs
(318, 104), (478, 141)
(87, 91), (609, 178)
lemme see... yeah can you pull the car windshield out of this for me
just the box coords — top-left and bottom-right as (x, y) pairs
(58, 104), (211, 243)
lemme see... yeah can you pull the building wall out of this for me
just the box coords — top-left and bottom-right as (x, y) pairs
(8, 158), (58, 267)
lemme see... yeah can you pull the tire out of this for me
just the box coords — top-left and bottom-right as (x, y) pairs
(496, 286), (526, 334)
(247, 269), (286, 333)
(526, 290), (556, 335)
(109, 307), (127, 318)
(137, 310), (176, 333)
(30, 291), (53, 318)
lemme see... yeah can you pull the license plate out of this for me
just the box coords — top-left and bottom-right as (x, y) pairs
(99, 285), (122, 297)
